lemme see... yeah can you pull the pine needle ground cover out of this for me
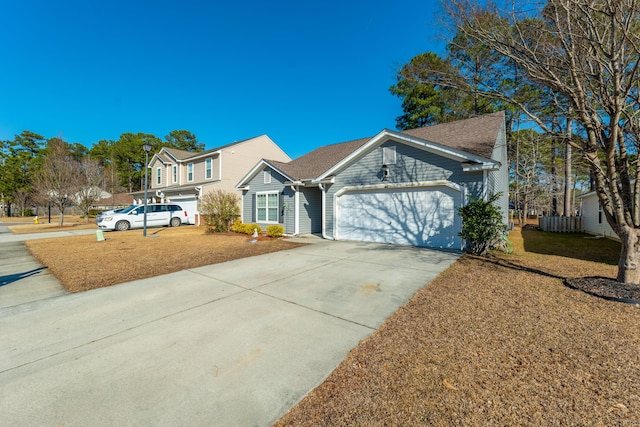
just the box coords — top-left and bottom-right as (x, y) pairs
(24, 226), (305, 292)
(275, 228), (640, 426)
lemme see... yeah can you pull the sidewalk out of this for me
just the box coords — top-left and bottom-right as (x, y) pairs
(0, 223), (91, 308)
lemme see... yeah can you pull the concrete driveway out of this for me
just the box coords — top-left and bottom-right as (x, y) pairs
(1, 235), (460, 426)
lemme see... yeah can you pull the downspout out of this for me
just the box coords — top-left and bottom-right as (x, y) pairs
(318, 183), (331, 240)
(483, 170), (488, 200)
(294, 187), (299, 235)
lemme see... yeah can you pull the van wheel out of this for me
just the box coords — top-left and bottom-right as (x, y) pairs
(115, 220), (130, 231)
(170, 217), (181, 227)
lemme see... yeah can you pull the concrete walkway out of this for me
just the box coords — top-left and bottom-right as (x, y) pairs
(0, 224), (96, 308)
(0, 225), (460, 426)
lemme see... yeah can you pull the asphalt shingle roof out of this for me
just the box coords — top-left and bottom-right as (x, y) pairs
(268, 137), (371, 181)
(265, 112), (504, 181)
(401, 111), (504, 159)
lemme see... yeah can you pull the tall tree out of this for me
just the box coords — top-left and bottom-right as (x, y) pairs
(390, 52), (465, 129)
(111, 133), (161, 192)
(33, 138), (80, 226)
(164, 130), (203, 152)
(444, 0), (640, 284)
(0, 131), (45, 216)
(75, 156), (104, 222)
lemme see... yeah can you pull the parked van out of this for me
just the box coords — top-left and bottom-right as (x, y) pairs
(97, 204), (189, 231)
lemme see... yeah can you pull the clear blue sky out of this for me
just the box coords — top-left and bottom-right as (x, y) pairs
(0, 0), (447, 158)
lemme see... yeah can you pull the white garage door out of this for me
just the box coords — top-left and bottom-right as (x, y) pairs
(168, 197), (197, 225)
(336, 186), (462, 249)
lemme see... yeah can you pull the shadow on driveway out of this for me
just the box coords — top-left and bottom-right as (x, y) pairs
(0, 267), (47, 287)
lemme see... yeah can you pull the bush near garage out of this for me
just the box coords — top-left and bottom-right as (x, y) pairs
(266, 224), (285, 237)
(457, 192), (507, 256)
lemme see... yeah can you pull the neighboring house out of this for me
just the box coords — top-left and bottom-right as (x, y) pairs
(577, 191), (619, 239)
(132, 135), (290, 224)
(236, 112), (508, 250)
(93, 192), (134, 211)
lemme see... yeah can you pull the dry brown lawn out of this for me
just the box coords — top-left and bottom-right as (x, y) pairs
(10, 216), (640, 424)
(275, 227), (640, 426)
(6, 215), (96, 234)
(25, 226), (305, 292)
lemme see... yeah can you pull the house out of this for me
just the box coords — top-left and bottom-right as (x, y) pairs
(236, 112), (508, 250)
(133, 135), (290, 224)
(577, 191), (619, 239)
(92, 192), (134, 210)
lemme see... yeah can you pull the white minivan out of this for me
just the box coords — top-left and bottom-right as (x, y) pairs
(97, 204), (189, 231)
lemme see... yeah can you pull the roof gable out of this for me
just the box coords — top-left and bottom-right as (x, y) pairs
(236, 112), (505, 187)
(272, 137), (371, 181)
(317, 112), (505, 181)
(157, 134), (280, 163)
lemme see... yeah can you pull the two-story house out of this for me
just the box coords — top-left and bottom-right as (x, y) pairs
(133, 135), (290, 224)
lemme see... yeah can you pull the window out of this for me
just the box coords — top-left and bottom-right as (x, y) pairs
(383, 145), (396, 165)
(598, 202), (603, 224)
(205, 158), (213, 180)
(187, 163), (194, 182)
(263, 170), (271, 184)
(172, 165), (177, 183)
(156, 167), (162, 186)
(257, 192), (278, 222)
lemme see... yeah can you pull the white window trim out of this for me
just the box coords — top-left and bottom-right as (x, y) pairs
(263, 170), (272, 184)
(383, 145), (396, 165)
(205, 158), (213, 180)
(187, 163), (194, 182)
(598, 202), (603, 224)
(172, 165), (178, 184)
(256, 191), (279, 223)
(156, 167), (162, 186)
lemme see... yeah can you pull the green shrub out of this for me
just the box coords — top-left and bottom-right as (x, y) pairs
(266, 225), (284, 237)
(458, 192), (507, 256)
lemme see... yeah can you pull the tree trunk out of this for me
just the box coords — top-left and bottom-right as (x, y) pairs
(550, 137), (557, 216)
(617, 226), (640, 284)
(564, 117), (573, 216)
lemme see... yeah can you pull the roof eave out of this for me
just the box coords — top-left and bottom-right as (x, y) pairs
(315, 129), (497, 181)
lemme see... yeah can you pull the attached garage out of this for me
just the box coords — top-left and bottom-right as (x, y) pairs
(335, 183), (464, 249)
(167, 196), (197, 225)
(237, 113), (508, 251)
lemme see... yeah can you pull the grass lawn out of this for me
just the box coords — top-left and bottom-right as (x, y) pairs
(275, 227), (640, 426)
(23, 225), (306, 292)
(4, 215), (97, 234)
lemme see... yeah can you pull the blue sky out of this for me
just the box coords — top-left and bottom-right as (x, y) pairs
(0, 0), (447, 158)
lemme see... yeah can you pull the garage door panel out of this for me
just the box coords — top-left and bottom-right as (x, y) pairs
(168, 197), (197, 225)
(337, 187), (461, 249)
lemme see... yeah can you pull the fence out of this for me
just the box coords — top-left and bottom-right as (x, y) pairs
(539, 216), (583, 233)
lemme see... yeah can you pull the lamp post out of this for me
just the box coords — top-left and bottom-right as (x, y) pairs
(142, 142), (152, 237)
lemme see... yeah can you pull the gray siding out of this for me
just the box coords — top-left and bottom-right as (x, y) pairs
(241, 166), (295, 234)
(325, 139), (486, 238)
(299, 187), (322, 234)
(281, 186), (295, 233)
(487, 125), (509, 225)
